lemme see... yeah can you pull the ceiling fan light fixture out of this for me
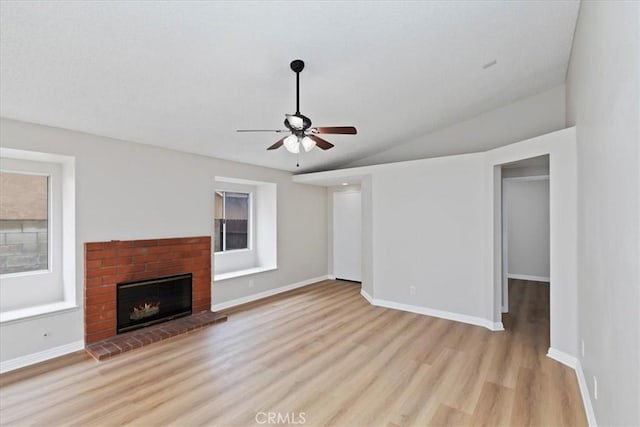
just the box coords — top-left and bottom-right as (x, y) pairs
(237, 59), (356, 164)
(283, 134), (300, 153)
(286, 114), (304, 130)
(301, 136), (315, 152)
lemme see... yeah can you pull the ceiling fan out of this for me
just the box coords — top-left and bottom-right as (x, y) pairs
(237, 59), (357, 159)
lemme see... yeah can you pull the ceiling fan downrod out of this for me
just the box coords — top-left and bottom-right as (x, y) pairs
(290, 59), (304, 115)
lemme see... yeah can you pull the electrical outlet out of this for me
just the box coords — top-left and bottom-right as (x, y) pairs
(581, 339), (585, 357)
(409, 286), (416, 295)
(249, 279), (254, 288)
(593, 376), (598, 400)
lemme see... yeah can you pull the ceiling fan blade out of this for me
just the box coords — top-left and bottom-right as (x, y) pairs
(267, 137), (286, 150)
(308, 134), (334, 150)
(312, 126), (357, 135)
(237, 129), (287, 133)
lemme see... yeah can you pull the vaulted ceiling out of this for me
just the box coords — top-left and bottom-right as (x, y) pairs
(0, 1), (579, 173)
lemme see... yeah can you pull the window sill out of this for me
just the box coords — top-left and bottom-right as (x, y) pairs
(214, 248), (251, 255)
(0, 301), (79, 324)
(214, 266), (277, 282)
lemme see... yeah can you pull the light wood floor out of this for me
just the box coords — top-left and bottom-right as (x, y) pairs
(0, 279), (586, 426)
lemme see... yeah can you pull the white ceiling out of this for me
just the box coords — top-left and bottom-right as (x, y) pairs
(0, 1), (579, 173)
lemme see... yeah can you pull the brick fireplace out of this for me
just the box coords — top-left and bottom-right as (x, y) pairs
(84, 236), (214, 345)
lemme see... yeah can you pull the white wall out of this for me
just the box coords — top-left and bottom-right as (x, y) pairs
(345, 85), (566, 168)
(504, 179), (550, 280)
(295, 127), (578, 353)
(372, 154), (486, 318)
(360, 176), (374, 297)
(485, 128), (577, 356)
(0, 118), (328, 365)
(566, 1), (640, 425)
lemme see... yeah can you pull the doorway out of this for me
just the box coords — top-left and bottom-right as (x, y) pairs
(333, 191), (362, 282)
(500, 155), (550, 340)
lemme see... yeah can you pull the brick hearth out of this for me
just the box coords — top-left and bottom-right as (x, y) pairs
(84, 236), (217, 346)
(85, 311), (227, 360)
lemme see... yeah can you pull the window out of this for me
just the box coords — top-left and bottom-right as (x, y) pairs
(0, 149), (76, 319)
(213, 177), (277, 281)
(214, 191), (249, 252)
(0, 172), (49, 274)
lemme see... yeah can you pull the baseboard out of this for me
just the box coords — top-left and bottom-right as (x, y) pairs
(575, 359), (598, 426)
(492, 321), (505, 331)
(328, 275), (336, 280)
(360, 289), (503, 331)
(547, 348), (597, 426)
(211, 275), (331, 311)
(0, 340), (84, 374)
(546, 347), (578, 368)
(508, 274), (550, 282)
(360, 288), (374, 304)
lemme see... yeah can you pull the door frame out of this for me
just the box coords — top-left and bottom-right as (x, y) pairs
(501, 174), (550, 313)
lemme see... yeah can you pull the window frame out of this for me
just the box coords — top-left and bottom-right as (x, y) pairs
(214, 190), (252, 254)
(212, 177), (277, 282)
(0, 148), (76, 321)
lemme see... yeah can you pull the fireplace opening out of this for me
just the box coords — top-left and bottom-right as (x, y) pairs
(117, 273), (192, 334)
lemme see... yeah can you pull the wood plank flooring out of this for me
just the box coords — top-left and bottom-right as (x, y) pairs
(0, 279), (586, 426)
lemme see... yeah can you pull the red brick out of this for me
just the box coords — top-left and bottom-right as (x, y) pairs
(148, 245), (171, 254)
(102, 274), (135, 286)
(192, 259), (210, 269)
(102, 256), (133, 267)
(194, 279), (210, 287)
(83, 236), (212, 343)
(85, 259), (103, 270)
(85, 242), (105, 251)
(85, 286), (115, 298)
(146, 260), (188, 271)
(190, 243), (210, 251)
(186, 237), (206, 244)
(191, 268), (207, 276)
(130, 272), (156, 281)
(132, 254), (158, 264)
(85, 311), (115, 324)
(86, 293), (117, 305)
(86, 329), (116, 343)
(157, 238), (185, 246)
(157, 251), (184, 261)
(86, 320), (115, 335)
(84, 277), (103, 287)
(118, 247), (148, 257)
(133, 239), (158, 247)
(109, 240), (134, 249)
(155, 267), (188, 276)
(86, 266), (119, 279)
(86, 249), (118, 260)
(116, 264), (146, 275)
(85, 302), (116, 313)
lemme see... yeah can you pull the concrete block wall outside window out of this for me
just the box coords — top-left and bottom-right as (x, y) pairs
(0, 220), (48, 274)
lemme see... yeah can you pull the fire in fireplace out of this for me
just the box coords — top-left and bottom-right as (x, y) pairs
(116, 273), (192, 333)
